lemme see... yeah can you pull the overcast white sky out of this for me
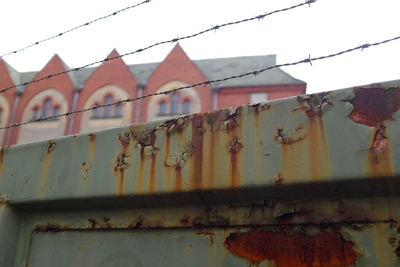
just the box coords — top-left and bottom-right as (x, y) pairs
(0, 0), (399, 93)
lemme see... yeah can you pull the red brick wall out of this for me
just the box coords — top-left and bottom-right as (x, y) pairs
(0, 60), (17, 145)
(11, 55), (74, 145)
(73, 49), (137, 134)
(218, 84), (306, 109)
(139, 44), (213, 122)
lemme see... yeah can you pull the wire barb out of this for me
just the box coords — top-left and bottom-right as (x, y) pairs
(0, 0), (313, 95)
(0, 0), (152, 58)
(1, 33), (400, 131)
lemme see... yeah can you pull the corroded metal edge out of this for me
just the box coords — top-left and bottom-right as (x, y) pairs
(0, 84), (399, 204)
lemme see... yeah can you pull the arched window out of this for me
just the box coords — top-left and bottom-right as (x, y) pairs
(171, 93), (179, 114)
(103, 95), (113, 118)
(182, 100), (191, 114)
(159, 101), (167, 115)
(92, 103), (100, 118)
(42, 98), (52, 118)
(115, 103), (123, 117)
(32, 106), (40, 120)
(53, 106), (60, 117)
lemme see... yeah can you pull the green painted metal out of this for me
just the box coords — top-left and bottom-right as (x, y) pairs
(1, 82), (400, 266)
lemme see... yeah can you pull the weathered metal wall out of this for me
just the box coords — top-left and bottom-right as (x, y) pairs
(1, 83), (400, 266)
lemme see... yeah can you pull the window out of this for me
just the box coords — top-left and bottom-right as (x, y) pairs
(42, 98), (52, 118)
(159, 101), (167, 115)
(53, 106), (60, 116)
(250, 93), (268, 104)
(103, 95), (113, 118)
(32, 107), (39, 120)
(114, 103), (123, 118)
(182, 100), (190, 114)
(92, 103), (100, 118)
(171, 93), (179, 114)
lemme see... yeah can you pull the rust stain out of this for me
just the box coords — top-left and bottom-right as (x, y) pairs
(225, 230), (359, 266)
(163, 134), (172, 190)
(275, 173), (284, 184)
(34, 222), (64, 232)
(136, 155), (145, 193)
(366, 125), (393, 177)
(149, 153), (157, 193)
(346, 87), (398, 177)
(137, 129), (158, 157)
(227, 137), (242, 187)
(348, 87), (400, 127)
(196, 231), (216, 245)
(307, 116), (331, 181)
(191, 115), (204, 189)
(224, 107), (242, 132)
(175, 165), (183, 191)
(280, 93), (332, 182)
(88, 133), (96, 145)
(115, 133), (131, 195)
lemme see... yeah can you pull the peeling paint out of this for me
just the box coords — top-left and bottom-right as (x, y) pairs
(225, 230), (359, 266)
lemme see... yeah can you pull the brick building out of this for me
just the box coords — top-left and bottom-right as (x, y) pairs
(0, 44), (306, 145)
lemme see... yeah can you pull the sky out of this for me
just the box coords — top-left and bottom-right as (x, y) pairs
(0, 0), (399, 94)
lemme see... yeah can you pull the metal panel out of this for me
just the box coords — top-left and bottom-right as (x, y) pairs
(1, 84), (400, 266)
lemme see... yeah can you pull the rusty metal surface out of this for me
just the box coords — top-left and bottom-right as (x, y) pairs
(1, 83), (400, 266)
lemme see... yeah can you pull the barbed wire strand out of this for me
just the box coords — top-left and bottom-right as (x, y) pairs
(0, 0), (152, 58)
(0, 0), (315, 94)
(1, 34), (399, 131)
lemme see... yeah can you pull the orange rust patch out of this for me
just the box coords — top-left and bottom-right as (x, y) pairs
(348, 87), (400, 127)
(191, 115), (204, 189)
(366, 126), (393, 177)
(225, 230), (358, 266)
(88, 133), (96, 144)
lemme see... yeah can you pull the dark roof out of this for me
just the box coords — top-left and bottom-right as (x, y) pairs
(11, 55), (305, 92)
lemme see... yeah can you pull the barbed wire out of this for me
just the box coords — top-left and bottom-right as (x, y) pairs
(0, 0), (315, 94)
(1, 33), (399, 131)
(0, 0), (152, 58)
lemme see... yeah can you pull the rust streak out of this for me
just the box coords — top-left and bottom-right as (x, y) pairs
(225, 230), (359, 266)
(149, 153), (157, 193)
(191, 115), (204, 189)
(136, 154), (145, 193)
(115, 133), (131, 196)
(175, 165), (183, 191)
(227, 137), (242, 187)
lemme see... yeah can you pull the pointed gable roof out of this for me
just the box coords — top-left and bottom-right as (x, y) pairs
(0, 59), (18, 97)
(25, 54), (75, 95)
(83, 49), (137, 90)
(147, 44), (206, 86)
